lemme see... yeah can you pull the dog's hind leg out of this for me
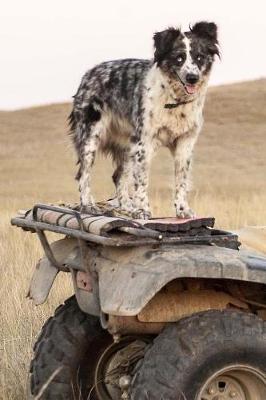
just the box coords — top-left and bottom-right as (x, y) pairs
(71, 96), (105, 214)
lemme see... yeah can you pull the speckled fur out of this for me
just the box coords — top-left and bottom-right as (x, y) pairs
(69, 21), (219, 218)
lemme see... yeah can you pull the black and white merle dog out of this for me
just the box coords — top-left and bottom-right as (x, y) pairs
(69, 21), (219, 219)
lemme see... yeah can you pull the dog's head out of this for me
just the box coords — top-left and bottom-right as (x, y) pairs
(153, 22), (219, 95)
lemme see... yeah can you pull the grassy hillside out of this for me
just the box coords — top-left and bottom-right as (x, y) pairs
(1, 79), (266, 225)
(0, 79), (266, 399)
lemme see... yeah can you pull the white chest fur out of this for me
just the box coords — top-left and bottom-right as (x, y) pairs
(143, 65), (206, 148)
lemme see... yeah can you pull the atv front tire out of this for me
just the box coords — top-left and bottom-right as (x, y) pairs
(131, 310), (266, 400)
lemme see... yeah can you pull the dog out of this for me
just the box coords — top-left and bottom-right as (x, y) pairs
(69, 21), (219, 219)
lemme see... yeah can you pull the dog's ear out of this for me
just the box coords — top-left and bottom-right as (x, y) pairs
(191, 21), (220, 57)
(191, 21), (218, 42)
(153, 28), (181, 63)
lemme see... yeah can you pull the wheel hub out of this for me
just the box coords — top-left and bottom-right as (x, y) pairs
(94, 336), (150, 400)
(198, 366), (266, 400)
(201, 376), (246, 400)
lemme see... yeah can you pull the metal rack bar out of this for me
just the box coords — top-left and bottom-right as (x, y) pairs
(11, 216), (239, 248)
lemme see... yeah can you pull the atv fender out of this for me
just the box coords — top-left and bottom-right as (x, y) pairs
(28, 237), (101, 316)
(97, 244), (266, 316)
(28, 238), (78, 305)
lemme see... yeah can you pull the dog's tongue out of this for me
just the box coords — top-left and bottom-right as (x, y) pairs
(185, 84), (197, 94)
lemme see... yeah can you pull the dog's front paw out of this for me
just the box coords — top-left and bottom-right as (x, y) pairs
(80, 203), (102, 215)
(175, 205), (195, 219)
(132, 209), (152, 220)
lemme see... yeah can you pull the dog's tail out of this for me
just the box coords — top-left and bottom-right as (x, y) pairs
(67, 110), (80, 180)
(68, 109), (76, 137)
(68, 95), (103, 145)
(68, 96), (104, 181)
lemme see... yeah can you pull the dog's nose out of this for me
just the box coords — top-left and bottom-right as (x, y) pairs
(186, 73), (199, 84)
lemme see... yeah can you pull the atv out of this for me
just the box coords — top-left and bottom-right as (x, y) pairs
(12, 203), (266, 400)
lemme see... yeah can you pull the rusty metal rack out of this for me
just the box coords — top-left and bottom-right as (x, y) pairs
(11, 203), (240, 249)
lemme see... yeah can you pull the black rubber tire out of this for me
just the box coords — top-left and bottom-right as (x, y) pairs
(29, 296), (112, 400)
(130, 310), (266, 400)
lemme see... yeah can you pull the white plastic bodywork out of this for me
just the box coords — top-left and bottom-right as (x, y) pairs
(28, 238), (266, 316)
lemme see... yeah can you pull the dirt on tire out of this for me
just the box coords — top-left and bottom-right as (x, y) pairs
(130, 310), (266, 400)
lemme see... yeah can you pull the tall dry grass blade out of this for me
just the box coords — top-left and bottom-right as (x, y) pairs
(33, 367), (63, 400)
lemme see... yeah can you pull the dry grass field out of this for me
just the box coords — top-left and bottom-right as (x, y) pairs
(0, 79), (266, 399)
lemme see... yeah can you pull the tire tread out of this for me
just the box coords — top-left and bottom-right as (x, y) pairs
(29, 296), (102, 399)
(131, 310), (266, 400)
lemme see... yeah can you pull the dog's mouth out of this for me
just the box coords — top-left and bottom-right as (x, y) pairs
(175, 72), (199, 96)
(184, 84), (197, 95)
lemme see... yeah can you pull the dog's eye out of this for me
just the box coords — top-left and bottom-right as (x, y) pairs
(197, 55), (204, 62)
(177, 55), (184, 64)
